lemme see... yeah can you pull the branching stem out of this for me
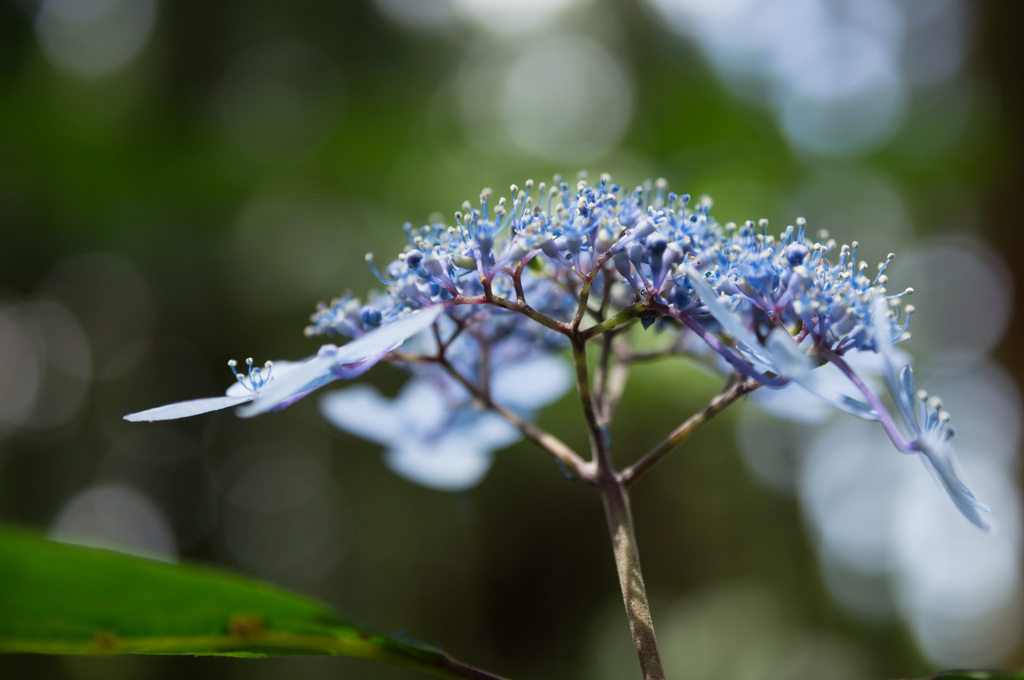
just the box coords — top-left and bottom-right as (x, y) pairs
(571, 335), (666, 680)
(448, 274), (768, 680)
(580, 304), (645, 340)
(621, 377), (760, 487)
(435, 352), (594, 483)
(450, 294), (568, 335)
(598, 473), (665, 680)
(818, 346), (913, 451)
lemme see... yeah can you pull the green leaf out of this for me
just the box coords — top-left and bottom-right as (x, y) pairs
(900, 672), (1024, 680)
(0, 525), (503, 680)
(926, 674), (1024, 680)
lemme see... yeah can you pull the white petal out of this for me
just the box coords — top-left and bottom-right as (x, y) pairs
(870, 297), (905, 400)
(318, 385), (403, 446)
(124, 395), (251, 422)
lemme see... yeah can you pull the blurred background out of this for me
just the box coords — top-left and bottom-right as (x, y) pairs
(0, 0), (1022, 678)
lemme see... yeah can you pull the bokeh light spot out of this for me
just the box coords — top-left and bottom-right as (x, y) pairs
(499, 36), (632, 161)
(218, 41), (343, 166)
(35, 0), (157, 78)
(50, 483), (176, 560)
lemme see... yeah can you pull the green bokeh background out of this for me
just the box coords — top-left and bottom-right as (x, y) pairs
(1, 1), (1022, 678)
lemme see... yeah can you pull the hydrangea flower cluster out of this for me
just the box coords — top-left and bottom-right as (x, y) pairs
(126, 172), (988, 529)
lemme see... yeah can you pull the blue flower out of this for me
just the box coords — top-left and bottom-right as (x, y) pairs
(679, 262), (877, 419)
(125, 305), (444, 421)
(240, 305), (445, 417)
(123, 357), (301, 422)
(319, 381), (517, 491)
(869, 298), (990, 529)
(123, 172), (987, 529)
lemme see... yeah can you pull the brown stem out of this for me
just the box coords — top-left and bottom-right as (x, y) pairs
(436, 354), (594, 484)
(579, 303), (645, 341)
(570, 338), (608, 466)
(599, 473), (665, 680)
(512, 261), (527, 303)
(572, 334), (666, 680)
(602, 357), (630, 426)
(592, 332), (616, 424)
(449, 294), (569, 335)
(620, 377), (760, 487)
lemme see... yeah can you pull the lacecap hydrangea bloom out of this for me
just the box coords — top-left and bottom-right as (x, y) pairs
(126, 172), (989, 529)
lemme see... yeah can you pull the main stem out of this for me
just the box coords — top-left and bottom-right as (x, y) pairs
(599, 472), (665, 680)
(571, 335), (666, 680)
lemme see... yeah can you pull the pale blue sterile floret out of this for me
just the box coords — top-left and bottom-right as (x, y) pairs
(239, 305), (445, 417)
(319, 354), (572, 491)
(125, 306), (444, 422)
(124, 172), (987, 526)
(124, 358), (294, 421)
(868, 298), (991, 529)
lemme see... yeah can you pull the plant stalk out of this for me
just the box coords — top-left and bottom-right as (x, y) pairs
(572, 334), (666, 680)
(599, 473), (666, 680)
(620, 377), (759, 486)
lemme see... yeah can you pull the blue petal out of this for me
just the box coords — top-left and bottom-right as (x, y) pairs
(384, 411), (519, 491)
(321, 375), (520, 491)
(917, 434), (991, 530)
(752, 383), (835, 424)
(458, 411), (522, 451)
(682, 265), (774, 367)
(384, 439), (495, 492)
(490, 354), (572, 411)
(224, 359), (301, 398)
(389, 376), (454, 436)
(334, 305), (446, 364)
(765, 330), (877, 420)
(896, 364), (918, 428)
(240, 305), (445, 417)
(318, 385), (403, 446)
(870, 297), (906, 403)
(126, 359), (299, 421)
(124, 395), (251, 422)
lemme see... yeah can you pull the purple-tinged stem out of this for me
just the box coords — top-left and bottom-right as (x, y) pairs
(817, 346), (914, 451)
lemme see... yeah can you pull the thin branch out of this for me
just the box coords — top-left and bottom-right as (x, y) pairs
(578, 331), (665, 679)
(579, 303), (645, 341)
(571, 338), (609, 468)
(601, 356), (630, 426)
(598, 266), (615, 318)
(598, 474), (665, 680)
(818, 346), (913, 451)
(478, 339), (491, 401)
(592, 331), (616, 422)
(620, 376), (760, 486)
(571, 276), (595, 333)
(436, 354), (594, 484)
(432, 323), (446, 354)
(512, 261), (527, 303)
(561, 258), (665, 679)
(449, 294), (569, 335)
